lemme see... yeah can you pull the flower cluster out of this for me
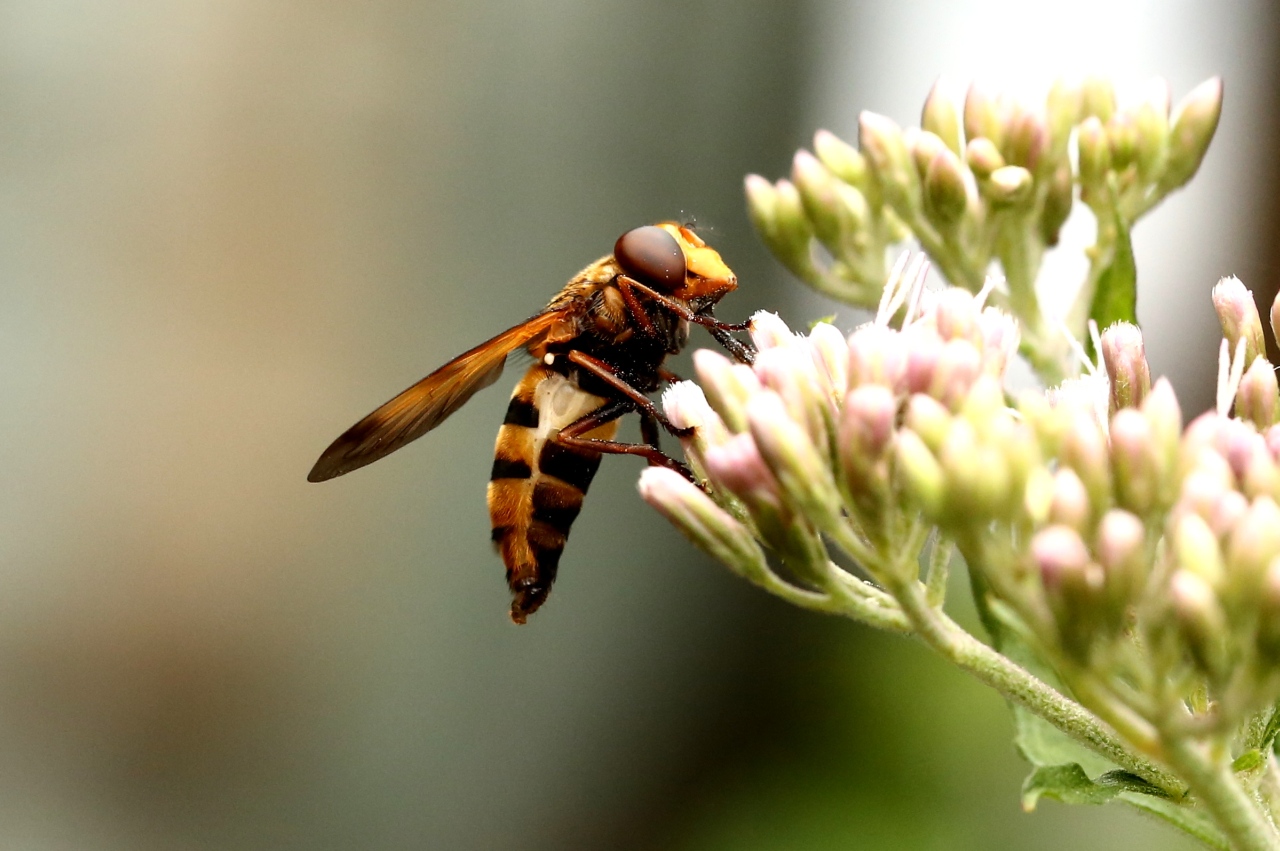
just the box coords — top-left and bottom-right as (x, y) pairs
(745, 76), (1223, 381)
(641, 261), (1280, 850)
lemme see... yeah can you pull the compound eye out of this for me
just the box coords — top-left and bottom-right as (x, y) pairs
(614, 226), (686, 291)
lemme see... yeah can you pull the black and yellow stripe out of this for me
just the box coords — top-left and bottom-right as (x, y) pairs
(487, 365), (617, 623)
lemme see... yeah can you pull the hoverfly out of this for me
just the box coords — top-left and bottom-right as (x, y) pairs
(308, 223), (754, 623)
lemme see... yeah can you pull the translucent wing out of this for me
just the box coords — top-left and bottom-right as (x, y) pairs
(308, 312), (563, 482)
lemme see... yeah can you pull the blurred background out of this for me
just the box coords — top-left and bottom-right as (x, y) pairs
(0, 1), (1276, 849)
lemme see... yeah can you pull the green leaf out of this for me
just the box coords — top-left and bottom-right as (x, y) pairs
(1086, 210), (1137, 357)
(1022, 764), (1168, 810)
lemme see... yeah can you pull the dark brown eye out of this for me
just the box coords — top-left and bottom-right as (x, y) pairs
(614, 226), (685, 291)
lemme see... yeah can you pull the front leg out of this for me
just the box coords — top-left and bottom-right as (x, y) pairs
(555, 400), (695, 482)
(566, 350), (692, 439)
(617, 275), (756, 365)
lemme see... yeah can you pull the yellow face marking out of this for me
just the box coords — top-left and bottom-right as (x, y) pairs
(655, 222), (737, 302)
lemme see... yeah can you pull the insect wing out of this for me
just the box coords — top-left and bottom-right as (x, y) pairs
(308, 311), (562, 482)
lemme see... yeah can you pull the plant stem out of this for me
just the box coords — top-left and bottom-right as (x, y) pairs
(886, 573), (1184, 795)
(1163, 736), (1280, 851)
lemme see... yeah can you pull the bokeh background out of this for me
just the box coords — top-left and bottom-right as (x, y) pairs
(0, 1), (1277, 849)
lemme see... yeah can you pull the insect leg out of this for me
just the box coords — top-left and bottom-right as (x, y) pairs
(617, 276), (756, 365)
(565, 350), (692, 439)
(554, 402), (695, 482)
(639, 410), (662, 451)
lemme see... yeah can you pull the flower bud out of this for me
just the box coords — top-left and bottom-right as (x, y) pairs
(978, 307), (1020, 378)
(859, 111), (921, 214)
(1003, 105), (1050, 175)
(932, 288), (982, 345)
(1080, 75), (1116, 122)
(1034, 524), (1104, 658)
(838, 384), (897, 501)
(848, 324), (908, 390)
(1110, 408), (1160, 516)
(749, 310), (799, 352)
(922, 76), (963, 156)
(923, 147), (970, 226)
(745, 175), (818, 282)
(639, 466), (767, 577)
(1096, 509), (1147, 606)
(1160, 77), (1223, 193)
(1212, 276), (1265, 367)
(754, 345), (833, 449)
(1048, 468), (1091, 530)
(1256, 559), (1280, 660)
(905, 394), (952, 454)
(694, 348), (761, 433)
(1106, 112), (1139, 172)
(1045, 78), (1082, 153)
(1061, 408), (1112, 511)
(964, 82), (1005, 148)
(813, 129), (867, 188)
(1100, 322), (1151, 413)
(791, 149), (847, 252)
(1235, 358), (1280, 430)
(663, 381), (731, 478)
(930, 339), (983, 410)
(1225, 496), (1280, 593)
(1270, 290), (1280, 352)
(939, 420), (1011, 520)
(965, 137), (1005, 180)
(1077, 117), (1111, 188)
(1143, 379), (1184, 501)
(1173, 511), (1225, 587)
(808, 322), (850, 401)
(895, 429), (946, 520)
(747, 391), (843, 529)
(704, 433), (781, 506)
(985, 165), (1034, 207)
(1169, 568), (1229, 679)
(1133, 79), (1171, 181)
(1039, 161), (1074, 246)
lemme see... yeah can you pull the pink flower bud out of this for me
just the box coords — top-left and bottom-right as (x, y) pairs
(849, 324), (908, 390)
(639, 466), (765, 576)
(1100, 322), (1151, 412)
(1235, 358), (1280, 430)
(1048, 468), (1091, 530)
(1212, 276), (1265, 367)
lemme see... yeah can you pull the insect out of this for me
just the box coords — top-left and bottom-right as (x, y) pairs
(308, 223), (754, 623)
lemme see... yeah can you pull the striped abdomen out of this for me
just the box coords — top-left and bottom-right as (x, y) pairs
(488, 365), (619, 623)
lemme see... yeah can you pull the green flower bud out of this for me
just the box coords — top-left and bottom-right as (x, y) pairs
(966, 136), (1005, 180)
(747, 391), (843, 531)
(1225, 496), (1280, 594)
(859, 111), (922, 214)
(940, 419), (1011, 521)
(639, 466), (767, 578)
(896, 429), (947, 520)
(1270, 289), (1280, 351)
(1236, 358), (1280, 429)
(1133, 79), (1171, 181)
(1256, 559), (1280, 661)
(985, 165), (1034, 207)
(1034, 524), (1104, 659)
(1169, 568), (1229, 680)
(905, 394), (952, 454)
(694, 348), (761, 433)
(1080, 75), (1117, 122)
(964, 82), (1006, 149)
(1045, 78), (1083, 155)
(1100, 321), (1151, 413)
(1096, 509), (1147, 610)
(1061, 408), (1112, 511)
(1039, 161), (1074, 247)
(1003, 105), (1050, 175)
(1173, 511), (1225, 587)
(1106, 112), (1139, 172)
(1212, 276), (1266, 367)
(813, 129), (867, 188)
(1110, 408), (1160, 516)
(1076, 116), (1111, 188)
(745, 175), (818, 282)
(1048, 467), (1091, 530)
(791, 149), (846, 251)
(922, 76), (964, 156)
(1160, 77), (1223, 193)
(924, 146), (971, 226)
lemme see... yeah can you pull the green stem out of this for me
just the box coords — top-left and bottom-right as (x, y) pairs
(1163, 737), (1280, 851)
(886, 574), (1184, 796)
